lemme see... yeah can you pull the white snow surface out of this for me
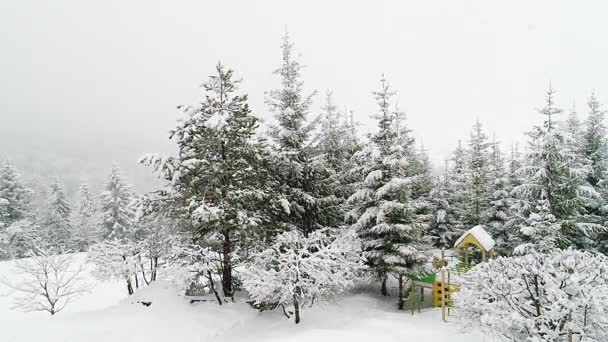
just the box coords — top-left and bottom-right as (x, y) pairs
(0, 254), (488, 342)
(454, 225), (496, 251)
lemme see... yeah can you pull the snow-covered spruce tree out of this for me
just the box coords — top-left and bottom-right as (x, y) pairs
(411, 143), (434, 202)
(0, 198), (8, 230)
(507, 143), (524, 191)
(71, 183), (100, 251)
(41, 180), (72, 251)
(314, 91), (349, 173)
(486, 137), (511, 254)
(0, 161), (32, 227)
(582, 92), (607, 188)
(512, 86), (599, 253)
(1, 219), (41, 259)
(446, 141), (468, 237)
(456, 249), (608, 342)
(309, 91), (352, 227)
(334, 108), (363, 210)
(514, 199), (561, 254)
(463, 119), (491, 226)
(429, 159), (458, 249)
(0, 162), (34, 258)
(347, 76), (431, 307)
(242, 228), (365, 324)
(90, 166), (139, 294)
(99, 164), (136, 239)
(141, 62), (275, 300)
(565, 103), (585, 161)
(267, 32), (336, 237)
(500, 143), (526, 255)
(581, 92), (608, 254)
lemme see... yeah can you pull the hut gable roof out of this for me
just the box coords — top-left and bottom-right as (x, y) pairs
(454, 225), (495, 251)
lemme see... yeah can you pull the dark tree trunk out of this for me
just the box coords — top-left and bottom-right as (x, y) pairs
(293, 297), (300, 324)
(221, 231), (234, 300)
(207, 270), (223, 306)
(381, 276), (388, 296)
(126, 279), (134, 295)
(122, 255), (134, 295)
(397, 274), (405, 310)
(151, 257), (158, 281)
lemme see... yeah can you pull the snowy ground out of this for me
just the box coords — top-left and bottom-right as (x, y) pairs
(0, 255), (493, 342)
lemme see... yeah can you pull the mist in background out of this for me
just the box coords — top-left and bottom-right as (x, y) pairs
(1, 0), (608, 195)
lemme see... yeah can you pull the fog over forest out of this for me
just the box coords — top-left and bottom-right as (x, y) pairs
(3, 0), (608, 197)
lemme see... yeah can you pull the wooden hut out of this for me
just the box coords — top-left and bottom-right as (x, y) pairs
(454, 225), (495, 264)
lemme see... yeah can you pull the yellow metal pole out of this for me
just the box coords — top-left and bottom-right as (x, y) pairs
(441, 268), (446, 322)
(447, 269), (451, 317)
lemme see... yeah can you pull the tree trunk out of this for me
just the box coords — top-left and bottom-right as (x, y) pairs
(221, 231), (234, 300)
(381, 276), (388, 296)
(207, 270), (223, 306)
(398, 274), (405, 310)
(293, 297), (300, 324)
(126, 278), (134, 295)
(151, 257), (158, 281)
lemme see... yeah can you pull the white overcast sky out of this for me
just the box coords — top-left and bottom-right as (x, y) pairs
(1, 0), (608, 187)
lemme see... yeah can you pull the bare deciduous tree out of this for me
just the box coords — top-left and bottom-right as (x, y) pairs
(0, 252), (90, 315)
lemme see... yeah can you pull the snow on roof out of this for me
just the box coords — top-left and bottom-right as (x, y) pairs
(454, 225), (495, 251)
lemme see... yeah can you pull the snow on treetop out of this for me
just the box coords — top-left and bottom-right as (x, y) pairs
(454, 225), (495, 251)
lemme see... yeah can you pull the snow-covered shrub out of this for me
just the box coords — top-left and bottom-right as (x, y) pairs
(88, 240), (140, 295)
(0, 251), (90, 315)
(160, 241), (225, 305)
(456, 249), (608, 341)
(242, 228), (366, 324)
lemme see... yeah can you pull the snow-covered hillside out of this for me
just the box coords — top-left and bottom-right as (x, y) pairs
(0, 255), (488, 342)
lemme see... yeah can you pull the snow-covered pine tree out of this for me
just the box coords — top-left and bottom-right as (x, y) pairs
(0, 161), (32, 227)
(513, 85), (599, 253)
(565, 102), (585, 160)
(335, 108), (363, 204)
(0, 162), (35, 258)
(42, 180), (72, 250)
(141, 62), (275, 300)
(446, 140), (468, 237)
(463, 119), (491, 226)
(581, 92), (608, 254)
(411, 143), (434, 201)
(429, 159), (458, 249)
(514, 199), (561, 254)
(500, 144), (528, 255)
(347, 76), (431, 308)
(266, 31), (333, 236)
(507, 143), (523, 190)
(309, 91), (351, 227)
(582, 92), (607, 188)
(99, 164), (136, 240)
(315, 91), (348, 172)
(0, 199), (8, 228)
(72, 183), (100, 251)
(486, 137), (510, 253)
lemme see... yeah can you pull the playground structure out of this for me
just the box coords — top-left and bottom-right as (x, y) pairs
(409, 225), (495, 320)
